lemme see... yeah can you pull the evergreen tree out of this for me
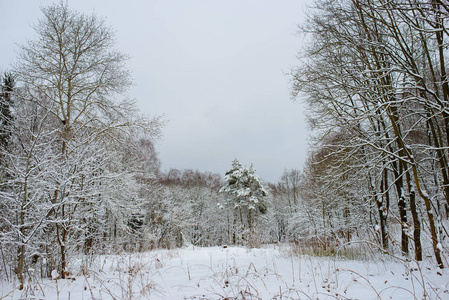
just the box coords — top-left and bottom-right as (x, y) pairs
(221, 159), (267, 211)
(220, 159), (267, 245)
(0, 72), (15, 152)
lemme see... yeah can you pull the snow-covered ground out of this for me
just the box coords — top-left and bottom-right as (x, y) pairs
(1, 245), (448, 299)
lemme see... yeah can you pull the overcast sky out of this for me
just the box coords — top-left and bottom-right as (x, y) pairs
(0, 0), (311, 183)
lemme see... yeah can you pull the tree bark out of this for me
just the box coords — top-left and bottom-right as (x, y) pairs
(377, 167), (389, 251)
(392, 160), (408, 255)
(404, 168), (422, 261)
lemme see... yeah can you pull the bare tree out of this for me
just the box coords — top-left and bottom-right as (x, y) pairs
(292, 0), (448, 267)
(12, 2), (162, 282)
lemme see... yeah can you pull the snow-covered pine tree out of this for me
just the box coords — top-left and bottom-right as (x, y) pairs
(220, 159), (267, 245)
(220, 159), (267, 211)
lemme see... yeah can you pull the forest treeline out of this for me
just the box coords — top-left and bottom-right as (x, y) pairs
(2, 0), (449, 291)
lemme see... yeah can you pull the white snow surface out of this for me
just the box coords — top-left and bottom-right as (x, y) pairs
(1, 245), (448, 299)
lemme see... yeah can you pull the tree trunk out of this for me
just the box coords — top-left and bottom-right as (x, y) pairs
(247, 209), (252, 232)
(16, 244), (25, 290)
(404, 167), (422, 261)
(56, 200), (68, 279)
(17, 168), (30, 290)
(392, 160), (408, 255)
(376, 167), (389, 251)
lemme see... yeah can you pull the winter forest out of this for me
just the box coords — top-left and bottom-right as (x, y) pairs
(1, 1), (449, 299)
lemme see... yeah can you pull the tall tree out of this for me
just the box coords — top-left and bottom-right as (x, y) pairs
(11, 1), (162, 284)
(292, 0), (448, 266)
(220, 159), (268, 246)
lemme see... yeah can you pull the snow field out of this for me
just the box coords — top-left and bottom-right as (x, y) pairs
(1, 245), (448, 299)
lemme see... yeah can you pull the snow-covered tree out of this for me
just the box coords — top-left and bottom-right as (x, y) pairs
(220, 159), (267, 210)
(220, 159), (267, 246)
(0, 73), (14, 154)
(2, 2), (163, 287)
(292, 0), (448, 266)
